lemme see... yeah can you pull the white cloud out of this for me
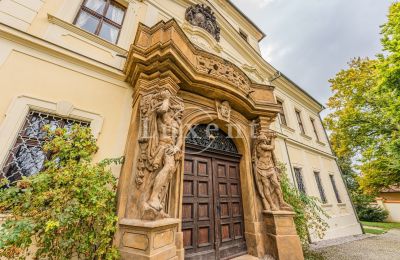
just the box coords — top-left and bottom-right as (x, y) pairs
(235, 0), (277, 8)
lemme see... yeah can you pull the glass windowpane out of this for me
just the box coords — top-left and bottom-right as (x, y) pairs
(106, 4), (125, 24)
(99, 22), (120, 43)
(75, 11), (100, 34)
(84, 0), (106, 14)
(314, 172), (327, 203)
(294, 168), (306, 194)
(330, 175), (342, 203)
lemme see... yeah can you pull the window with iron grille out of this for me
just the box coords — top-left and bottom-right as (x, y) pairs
(310, 117), (320, 142)
(0, 110), (89, 187)
(314, 172), (327, 203)
(74, 0), (126, 44)
(295, 109), (305, 134)
(329, 174), (342, 203)
(277, 100), (287, 126)
(294, 167), (306, 194)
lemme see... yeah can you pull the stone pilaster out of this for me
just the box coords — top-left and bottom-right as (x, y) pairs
(117, 71), (184, 260)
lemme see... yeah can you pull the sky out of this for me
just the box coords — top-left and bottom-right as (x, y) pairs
(231, 0), (393, 116)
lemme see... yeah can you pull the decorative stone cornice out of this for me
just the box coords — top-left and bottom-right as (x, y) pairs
(124, 19), (281, 119)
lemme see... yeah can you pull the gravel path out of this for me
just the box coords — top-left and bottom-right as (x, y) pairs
(312, 229), (400, 260)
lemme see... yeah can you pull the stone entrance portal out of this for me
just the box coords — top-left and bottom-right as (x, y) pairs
(116, 19), (304, 260)
(182, 125), (247, 260)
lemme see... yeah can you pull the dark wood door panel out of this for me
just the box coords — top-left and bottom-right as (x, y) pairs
(213, 158), (246, 258)
(183, 150), (246, 260)
(182, 153), (215, 258)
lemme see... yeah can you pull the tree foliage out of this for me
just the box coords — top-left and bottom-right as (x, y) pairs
(325, 2), (400, 194)
(0, 125), (121, 259)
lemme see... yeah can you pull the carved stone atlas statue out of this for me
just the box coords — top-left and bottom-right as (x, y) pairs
(135, 88), (184, 220)
(252, 130), (292, 212)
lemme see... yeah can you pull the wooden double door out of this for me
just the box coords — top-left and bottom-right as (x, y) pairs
(182, 149), (247, 260)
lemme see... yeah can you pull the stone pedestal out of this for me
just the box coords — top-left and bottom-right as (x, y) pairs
(263, 211), (304, 260)
(118, 218), (180, 260)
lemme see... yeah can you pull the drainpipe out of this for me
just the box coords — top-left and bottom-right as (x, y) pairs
(318, 114), (365, 234)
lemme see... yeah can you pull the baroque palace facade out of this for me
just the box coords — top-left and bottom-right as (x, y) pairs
(0, 0), (362, 259)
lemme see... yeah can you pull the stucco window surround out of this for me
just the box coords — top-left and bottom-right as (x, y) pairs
(47, 0), (138, 53)
(0, 96), (103, 169)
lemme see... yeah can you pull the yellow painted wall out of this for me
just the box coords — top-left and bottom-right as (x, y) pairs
(0, 45), (132, 172)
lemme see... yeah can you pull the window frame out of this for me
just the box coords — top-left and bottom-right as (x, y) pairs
(314, 171), (327, 204)
(329, 174), (342, 203)
(295, 109), (305, 134)
(73, 0), (127, 44)
(277, 100), (288, 126)
(310, 117), (320, 142)
(294, 167), (306, 194)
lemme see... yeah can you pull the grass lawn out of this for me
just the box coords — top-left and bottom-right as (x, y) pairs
(363, 227), (387, 235)
(361, 221), (400, 230)
(361, 221), (400, 234)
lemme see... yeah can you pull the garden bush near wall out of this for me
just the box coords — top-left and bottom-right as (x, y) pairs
(352, 192), (388, 222)
(0, 125), (121, 259)
(278, 163), (329, 247)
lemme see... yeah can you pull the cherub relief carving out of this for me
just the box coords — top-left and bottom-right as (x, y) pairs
(252, 131), (292, 211)
(136, 89), (184, 220)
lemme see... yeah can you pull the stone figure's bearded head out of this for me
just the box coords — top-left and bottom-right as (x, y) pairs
(171, 104), (184, 120)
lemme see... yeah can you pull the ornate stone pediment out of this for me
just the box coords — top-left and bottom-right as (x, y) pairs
(125, 20), (280, 119)
(185, 4), (220, 42)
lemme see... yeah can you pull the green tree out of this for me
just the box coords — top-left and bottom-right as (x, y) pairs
(0, 125), (121, 259)
(325, 2), (400, 194)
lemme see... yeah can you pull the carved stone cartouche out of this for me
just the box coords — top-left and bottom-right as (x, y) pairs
(185, 4), (221, 42)
(136, 88), (184, 220)
(252, 130), (292, 212)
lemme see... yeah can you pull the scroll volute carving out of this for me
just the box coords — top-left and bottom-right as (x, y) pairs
(252, 127), (292, 212)
(135, 88), (184, 220)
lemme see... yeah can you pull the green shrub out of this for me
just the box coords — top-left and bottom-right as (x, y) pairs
(0, 125), (121, 259)
(358, 205), (388, 222)
(278, 163), (329, 246)
(351, 191), (388, 222)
